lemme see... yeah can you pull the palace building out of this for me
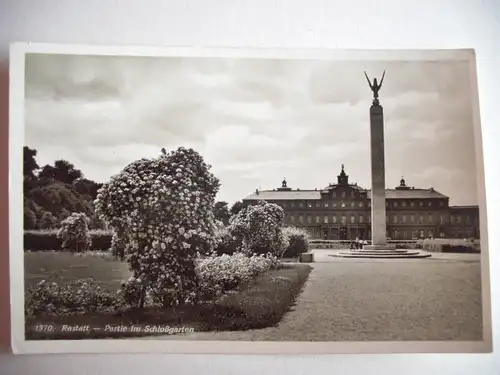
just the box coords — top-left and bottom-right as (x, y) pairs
(241, 165), (480, 241)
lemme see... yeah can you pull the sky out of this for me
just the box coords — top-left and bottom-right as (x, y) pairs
(24, 53), (479, 206)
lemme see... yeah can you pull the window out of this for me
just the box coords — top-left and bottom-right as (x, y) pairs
(394, 201), (398, 208)
(419, 215), (424, 224)
(393, 215), (398, 224)
(341, 202), (346, 208)
(419, 201), (424, 207)
(351, 202), (355, 208)
(428, 201), (432, 207)
(324, 216), (329, 224)
(410, 201), (415, 207)
(402, 215), (407, 223)
(291, 202), (295, 208)
(299, 202), (304, 208)
(332, 203), (338, 208)
(401, 201), (407, 207)
(351, 191), (355, 198)
(359, 202), (364, 208)
(359, 215), (364, 223)
(440, 215), (445, 224)
(324, 203), (329, 208)
(299, 215), (304, 223)
(465, 215), (470, 224)
(315, 216), (320, 224)
(410, 214), (415, 223)
(428, 214), (433, 224)
(457, 216), (462, 223)
(450, 216), (455, 224)
(332, 215), (337, 223)
(332, 191), (336, 197)
(291, 216), (295, 222)
(351, 215), (356, 224)
(315, 202), (320, 208)
(420, 230), (424, 238)
(307, 202), (312, 208)
(307, 215), (312, 223)
(428, 229), (434, 238)
(393, 230), (399, 239)
(341, 216), (347, 224)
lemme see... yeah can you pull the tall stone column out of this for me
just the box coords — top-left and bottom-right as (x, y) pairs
(368, 104), (390, 248)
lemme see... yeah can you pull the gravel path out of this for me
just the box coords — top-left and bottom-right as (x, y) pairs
(148, 251), (483, 341)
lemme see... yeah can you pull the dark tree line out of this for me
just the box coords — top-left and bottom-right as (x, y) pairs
(23, 146), (104, 230)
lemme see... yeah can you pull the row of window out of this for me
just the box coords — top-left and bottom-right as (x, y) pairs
(276, 199), (446, 209)
(287, 213), (475, 225)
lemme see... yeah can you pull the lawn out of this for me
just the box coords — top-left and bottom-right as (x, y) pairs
(24, 251), (312, 340)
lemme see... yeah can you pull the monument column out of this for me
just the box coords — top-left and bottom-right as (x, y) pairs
(363, 71), (395, 251)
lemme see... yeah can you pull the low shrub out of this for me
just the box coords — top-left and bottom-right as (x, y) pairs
(57, 212), (92, 252)
(24, 230), (113, 251)
(422, 238), (479, 253)
(196, 252), (279, 301)
(282, 226), (310, 258)
(215, 264), (312, 330)
(25, 278), (121, 317)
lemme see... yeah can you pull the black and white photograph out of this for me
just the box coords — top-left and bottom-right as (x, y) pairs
(9, 44), (491, 354)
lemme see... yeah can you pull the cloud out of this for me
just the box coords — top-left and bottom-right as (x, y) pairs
(24, 54), (479, 205)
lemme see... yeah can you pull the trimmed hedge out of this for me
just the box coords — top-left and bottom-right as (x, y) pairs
(24, 230), (112, 251)
(309, 240), (422, 250)
(422, 238), (480, 253)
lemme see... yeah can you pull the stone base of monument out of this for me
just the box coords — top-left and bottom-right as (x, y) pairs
(299, 252), (314, 263)
(332, 244), (432, 259)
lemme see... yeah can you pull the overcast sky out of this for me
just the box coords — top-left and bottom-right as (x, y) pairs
(24, 53), (479, 206)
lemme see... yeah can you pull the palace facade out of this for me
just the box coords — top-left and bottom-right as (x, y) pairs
(241, 165), (480, 240)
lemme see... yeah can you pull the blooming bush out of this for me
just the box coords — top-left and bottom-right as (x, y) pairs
(282, 226), (310, 258)
(56, 212), (92, 252)
(196, 252), (279, 300)
(25, 278), (119, 317)
(94, 147), (220, 307)
(229, 200), (288, 257)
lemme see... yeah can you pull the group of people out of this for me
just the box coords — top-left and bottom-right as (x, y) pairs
(350, 237), (368, 250)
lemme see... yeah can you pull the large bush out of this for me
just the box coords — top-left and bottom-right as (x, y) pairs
(196, 252), (278, 300)
(229, 200), (288, 257)
(95, 147), (220, 307)
(282, 226), (310, 258)
(57, 212), (92, 252)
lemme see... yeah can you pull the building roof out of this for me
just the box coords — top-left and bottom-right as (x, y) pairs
(242, 188), (448, 201)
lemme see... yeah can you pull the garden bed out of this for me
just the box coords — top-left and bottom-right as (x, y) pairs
(26, 264), (312, 340)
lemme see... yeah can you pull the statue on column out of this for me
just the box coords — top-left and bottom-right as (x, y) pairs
(364, 70), (385, 105)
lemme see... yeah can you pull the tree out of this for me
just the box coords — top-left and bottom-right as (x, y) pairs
(230, 200), (244, 216)
(39, 159), (82, 184)
(213, 201), (231, 225)
(229, 200), (288, 257)
(95, 146), (220, 308)
(23, 146), (40, 181)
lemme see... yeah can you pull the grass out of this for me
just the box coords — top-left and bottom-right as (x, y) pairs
(24, 252), (312, 340)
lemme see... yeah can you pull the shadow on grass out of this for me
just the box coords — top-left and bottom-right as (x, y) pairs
(26, 263), (312, 340)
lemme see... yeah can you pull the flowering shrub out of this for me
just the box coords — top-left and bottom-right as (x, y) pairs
(56, 212), (92, 252)
(25, 278), (119, 317)
(229, 200), (288, 257)
(282, 226), (310, 258)
(196, 252), (279, 300)
(212, 226), (242, 256)
(94, 147), (220, 307)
